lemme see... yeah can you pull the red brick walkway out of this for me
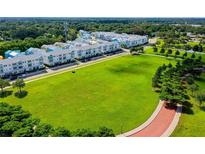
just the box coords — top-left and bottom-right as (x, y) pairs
(129, 104), (176, 137)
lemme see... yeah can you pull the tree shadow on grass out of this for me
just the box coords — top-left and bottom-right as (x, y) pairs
(181, 101), (194, 115)
(14, 90), (28, 98)
(182, 106), (194, 115)
(200, 106), (205, 112)
(196, 77), (205, 82)
(0, 90), (13, 98)
(183, 101), (193, 108)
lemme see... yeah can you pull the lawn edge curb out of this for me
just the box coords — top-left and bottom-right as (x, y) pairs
(160, 104), (182, 137)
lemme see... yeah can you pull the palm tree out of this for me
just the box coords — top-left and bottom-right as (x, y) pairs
(12, 78), (25, 94)
(0, 78), (10, 94)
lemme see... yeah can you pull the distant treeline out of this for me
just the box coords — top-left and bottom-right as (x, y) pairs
(0, 36), (64, 56)
(0, 18), (205, 56)
(0, 17), (205, 25)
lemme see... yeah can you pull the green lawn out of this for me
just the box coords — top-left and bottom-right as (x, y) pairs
(187, 41), (200, 47)
(172, 73), (205, 137)
(1, 55), (172, 134)
(144, 46), (205, 62)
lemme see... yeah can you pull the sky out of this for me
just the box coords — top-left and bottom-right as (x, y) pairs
(0, 0), (204, 17)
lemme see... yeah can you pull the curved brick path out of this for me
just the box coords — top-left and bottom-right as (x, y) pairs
(129, 104), (176, 137)
(118, 101), (182, 137)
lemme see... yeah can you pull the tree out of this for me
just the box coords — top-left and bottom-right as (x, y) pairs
(167, 49), (173, 55)
(184, 44), (191, 50)
(165, 52), (168, 57)
(67, 28), (78, 41)
(197, 56), (202, 62)
(23, 117), (40, 128)
(182, 52), (188, 58)
(33, 124), (53, 137)
(168, 63), (172, 68)
(12, 78), (25, 94)
(51, 127), (71, 137)
(97, 127), (115, 137)
(0, 121), (23, 137)
(160, 48), (165, 54)
(175, 50), (180, 58)
(160, 75), (188, 107)
(0, 78), (10, 94)
(121, 44), (127, 48)
(12, 127), (33, 137)
(152, 66), (165, 88)
(188, 84), (199, 96)
(191, 53), (196, 59)
(152, 76), (159, 88)
(193, 45), (199, 52)
(195, 93), (205, 107)
(72, 128), (97, 137)
(153, 47), (158, 53)
(130, 46), (144, 55)
(0, 102), (115, 137)
(198, 45), (203, 52)
(186, 75), (195, 85)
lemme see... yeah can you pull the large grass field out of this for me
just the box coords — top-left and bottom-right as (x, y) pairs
(1, 55), (172, 134)
(172, 73), (205, 137)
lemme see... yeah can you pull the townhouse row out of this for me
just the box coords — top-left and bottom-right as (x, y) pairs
(42, 40), (120, 66)
(0, 31), (148, 78)
(0, 39), (120, 77)
(0, 48), (45, 78)
(91, 32), (148, 48)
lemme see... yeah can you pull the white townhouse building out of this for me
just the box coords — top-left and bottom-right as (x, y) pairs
(45, 37), (121, 62)
(54, 42), (70, 49)
(0, 49), (44, 77)
(100, 41), (120, 54)
(92, 32), (148, 48)
(40, 49), (75, 66)
(40, 38), (121, 66)
(79, 30), (92, 39)
(40, 40), (93, 66)
(73, 45), (100, 60)
(73, 41), (120, 60)
(41, 45), (63, 52)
